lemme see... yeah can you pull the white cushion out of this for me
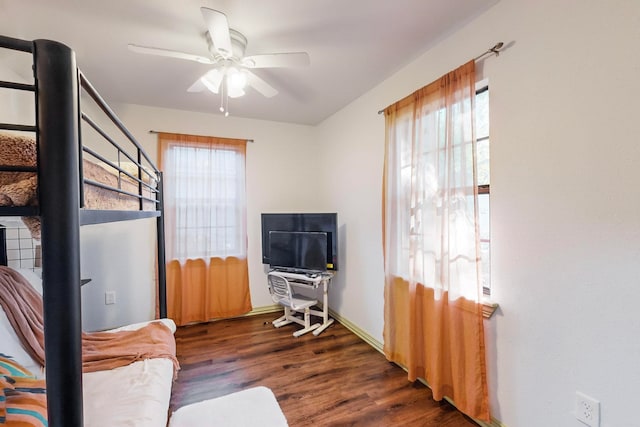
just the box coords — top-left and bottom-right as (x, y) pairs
(83, 358), (174, 427)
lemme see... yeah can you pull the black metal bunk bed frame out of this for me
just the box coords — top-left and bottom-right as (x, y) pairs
(0, 35), (168, 426)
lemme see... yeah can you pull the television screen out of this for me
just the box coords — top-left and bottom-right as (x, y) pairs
(261, 213), (338, 270)
(269, 231), (327, 273)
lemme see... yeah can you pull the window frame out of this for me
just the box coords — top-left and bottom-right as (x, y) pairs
(475, 84), (491, 296)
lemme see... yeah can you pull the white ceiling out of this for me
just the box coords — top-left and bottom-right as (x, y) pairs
(0, 0), (498, 125)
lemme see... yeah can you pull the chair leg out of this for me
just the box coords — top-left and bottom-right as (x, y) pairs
(272, 308), (293, 328)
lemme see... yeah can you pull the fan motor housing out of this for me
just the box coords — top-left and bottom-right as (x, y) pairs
(206, 29), (247, 60)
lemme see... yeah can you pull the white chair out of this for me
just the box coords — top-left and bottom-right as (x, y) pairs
(268, 272), (320, 337)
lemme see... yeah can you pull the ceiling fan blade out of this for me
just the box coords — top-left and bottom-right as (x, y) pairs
(246, 70), (278, 98)
(200, 7), (233, 58)
(128, 44), (214, 64)
(186, 78), (206, 93)
(242, 52), (310, 68)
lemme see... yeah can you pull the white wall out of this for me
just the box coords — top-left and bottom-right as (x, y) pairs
(80, 219), (158, 331)
(316, 0), (640, 426)
(314, 98), (386, 341)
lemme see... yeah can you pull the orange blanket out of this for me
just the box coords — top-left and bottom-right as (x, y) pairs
(0, 266), (179, 377)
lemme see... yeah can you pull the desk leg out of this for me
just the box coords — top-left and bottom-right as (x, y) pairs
(293, 323), (321, 337)
(313, 318), (334, 336)
(312, 279), (334, 336)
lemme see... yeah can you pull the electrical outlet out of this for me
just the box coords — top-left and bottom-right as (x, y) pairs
(105, 291), (116, 305)
(575, 392), (600, 427)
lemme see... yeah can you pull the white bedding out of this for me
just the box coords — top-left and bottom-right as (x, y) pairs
(0, 268), (176, 427)
(84, 317), (176, 427)
(84, 358), (174, 427)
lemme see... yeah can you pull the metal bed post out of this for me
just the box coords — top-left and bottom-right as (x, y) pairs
(33, 39), (84, 427)
(156, 172), (167, 318)
(0, 225), (6, 266)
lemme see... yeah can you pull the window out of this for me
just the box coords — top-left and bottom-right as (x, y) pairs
(391, 82), (490, 295)
(160, 134), (247, 262)
(171, 145), (243, 259)
(476, 85), (491, 294)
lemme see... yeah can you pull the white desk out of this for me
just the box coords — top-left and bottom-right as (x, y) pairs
(269, 270), (334, 336)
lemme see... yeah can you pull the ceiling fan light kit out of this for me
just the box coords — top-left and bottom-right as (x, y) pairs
(200, 69), (222, 93)
(128, 7), (310, 117)
(226, 67), (248, 92)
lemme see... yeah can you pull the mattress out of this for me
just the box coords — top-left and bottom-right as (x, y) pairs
(0, 132), (157, 239)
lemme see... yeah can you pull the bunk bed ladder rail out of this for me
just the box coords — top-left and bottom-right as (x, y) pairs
(156, 172), (167, 318)
(0, 34), (81, 427)
(33, 39), (84, 427)
(0, 36), (39, 217)
(78, 72), (160, 207)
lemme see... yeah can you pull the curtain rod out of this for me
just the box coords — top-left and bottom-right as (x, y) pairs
(148, 129), (254, 143)
(377, 41), (504, 115)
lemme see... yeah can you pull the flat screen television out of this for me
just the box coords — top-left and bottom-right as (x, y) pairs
(261, 213), (338, 270)
(269, 231), (327, 273)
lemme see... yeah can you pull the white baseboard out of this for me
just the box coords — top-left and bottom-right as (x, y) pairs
(328, 309), (384, 354)
(246, 305), (282, 316)
(472, 416), (507, 427)
(443, 395), (505, 427)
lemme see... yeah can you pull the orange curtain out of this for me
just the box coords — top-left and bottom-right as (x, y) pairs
(159, 132), (252, 326)
(382, 61), (490, 421)
(166, 257), (251, 325)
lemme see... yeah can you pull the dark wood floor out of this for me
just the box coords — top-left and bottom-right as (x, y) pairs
(170, 313), (478, 427)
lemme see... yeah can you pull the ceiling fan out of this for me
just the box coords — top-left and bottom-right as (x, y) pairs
(128, 7), (310, 114)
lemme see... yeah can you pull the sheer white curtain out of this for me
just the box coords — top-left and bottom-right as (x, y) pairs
(383, 61), (489, 421)
(163, 141), (246, 262)
(159, 132), (251, 325)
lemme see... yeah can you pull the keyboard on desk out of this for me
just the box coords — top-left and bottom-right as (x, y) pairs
(269, 270), (324, 284)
